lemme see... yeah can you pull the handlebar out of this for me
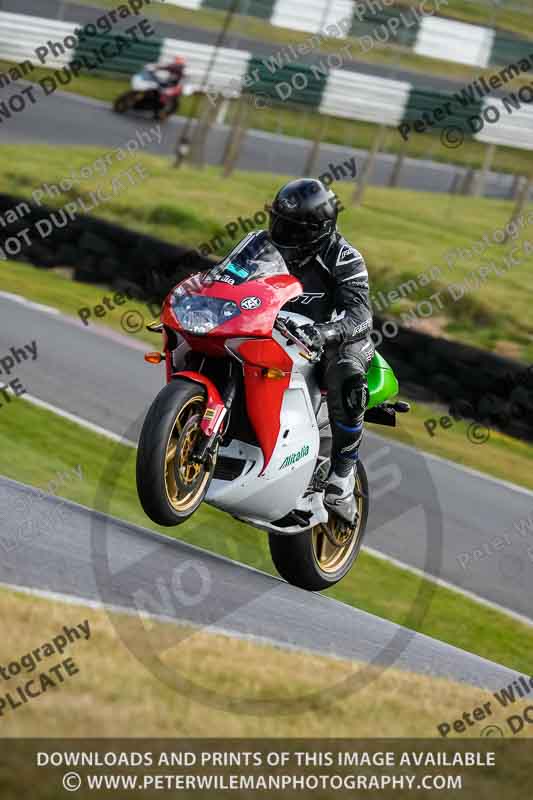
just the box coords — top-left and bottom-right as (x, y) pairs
(274, 317), (323, 363)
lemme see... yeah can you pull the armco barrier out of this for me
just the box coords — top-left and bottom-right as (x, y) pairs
(0, 10), (164, 75)
(0, 12), (74, 70)
(1, 11), (532, 153)
(160, 37), (250, 94)
(163, 0), (533, 69)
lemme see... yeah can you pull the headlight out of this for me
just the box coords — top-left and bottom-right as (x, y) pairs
(171, 294), (240, 334)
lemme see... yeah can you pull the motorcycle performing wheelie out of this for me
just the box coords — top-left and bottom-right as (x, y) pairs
(136, 231), (408, 591)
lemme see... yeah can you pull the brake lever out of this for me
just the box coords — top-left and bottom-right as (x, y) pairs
(275, 319), (322, 363)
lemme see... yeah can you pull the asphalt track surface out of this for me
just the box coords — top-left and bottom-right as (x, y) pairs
(1, 294), (533, 630)
(0, 475), (525, 691)
(0, 89), (519, 199)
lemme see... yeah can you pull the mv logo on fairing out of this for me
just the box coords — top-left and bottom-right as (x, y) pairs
(240, 296), (262, 310)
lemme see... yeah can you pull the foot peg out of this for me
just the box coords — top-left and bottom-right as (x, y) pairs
(393, 400), (410, 413)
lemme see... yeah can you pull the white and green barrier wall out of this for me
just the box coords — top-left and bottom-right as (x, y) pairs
(1, 11), (532, 151)
(162, 0), (533, 70)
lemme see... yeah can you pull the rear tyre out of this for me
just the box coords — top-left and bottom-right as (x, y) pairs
(157, 97), (178, 121)
(268, 461), (369, 591)
(136, 380), (216, 526)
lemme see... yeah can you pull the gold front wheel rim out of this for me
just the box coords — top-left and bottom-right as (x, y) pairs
(164, 394), (211, 514)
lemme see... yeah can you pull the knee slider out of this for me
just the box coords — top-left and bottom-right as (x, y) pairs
(342, 373), (368, 419)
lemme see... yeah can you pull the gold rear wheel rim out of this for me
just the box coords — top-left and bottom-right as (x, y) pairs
(164, 394), (211, 513)
(311, 471), (364, 575)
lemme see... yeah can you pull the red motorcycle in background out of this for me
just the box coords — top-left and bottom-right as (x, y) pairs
(113, 58), (185, 121)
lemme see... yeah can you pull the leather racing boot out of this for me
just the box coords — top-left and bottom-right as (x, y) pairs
(324, 464), (357, 525)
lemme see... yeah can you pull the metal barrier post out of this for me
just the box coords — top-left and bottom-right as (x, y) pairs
(303, 115), (327, 176)
(221, 96), (249, 178)
(352, 125), (387, 206)
(472, 143), (496, 197)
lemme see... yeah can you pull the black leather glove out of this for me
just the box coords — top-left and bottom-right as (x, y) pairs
(297, 323), (338, 352)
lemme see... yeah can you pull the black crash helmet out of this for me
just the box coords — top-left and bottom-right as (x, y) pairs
(268, 178), (339, 266)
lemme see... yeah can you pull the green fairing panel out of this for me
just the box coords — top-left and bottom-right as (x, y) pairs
(367, 351), (399, 409)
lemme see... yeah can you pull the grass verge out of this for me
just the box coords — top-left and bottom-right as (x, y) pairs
(1, 146), (532, 361)
(0, 396), (532, 678)
(2, 585), (532, 742)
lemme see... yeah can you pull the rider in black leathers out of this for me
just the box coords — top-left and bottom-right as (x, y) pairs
(269, 178), (374, 524)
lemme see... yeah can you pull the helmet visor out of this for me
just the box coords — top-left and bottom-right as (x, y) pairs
(269, 212), (322, 250)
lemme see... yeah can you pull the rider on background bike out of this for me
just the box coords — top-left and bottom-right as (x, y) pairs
(269, 178), (374, 525)
(145, 57), (185, 116)
(155, 56), (185, 82)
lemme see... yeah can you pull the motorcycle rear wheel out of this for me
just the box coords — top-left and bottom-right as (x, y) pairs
(136, 380), (216, 526)
(268, 461), (369, 591)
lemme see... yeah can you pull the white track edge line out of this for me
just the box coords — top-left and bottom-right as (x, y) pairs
(363, 545), (533, 628)
(18, 394), (533, 629)
(369, 430), (533, 499)
(23, 394), (136, 447)
(0, 581), (353, 666)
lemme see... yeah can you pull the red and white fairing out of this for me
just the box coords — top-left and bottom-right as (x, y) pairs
(160, 233), (328, 529)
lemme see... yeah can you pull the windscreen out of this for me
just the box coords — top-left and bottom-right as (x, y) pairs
(204, 231), (288, 286)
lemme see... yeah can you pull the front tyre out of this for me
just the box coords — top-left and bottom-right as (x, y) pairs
(113, 91), (137, 114)
(268, 461), (369, 591)
(157, 97), (178, 121)
(136, 380), (216, 526)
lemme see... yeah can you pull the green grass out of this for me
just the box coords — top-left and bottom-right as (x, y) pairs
(375, 398), (533, 491)
(229, 99), (533, 176)
(0, 262), (162, 347)
(0, 395), (531, 678)
(1, 145), (532, 361)
(0, 59), (130, 105)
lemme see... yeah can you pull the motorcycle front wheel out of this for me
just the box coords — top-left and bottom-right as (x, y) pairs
(157, 96), (178, 121)
(136, 380), (217, 526)
(113, 91), (138, 114)
(268, 461), (369, 591)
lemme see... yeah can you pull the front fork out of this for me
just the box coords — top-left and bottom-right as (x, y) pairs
(175, 368), (237, 466)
